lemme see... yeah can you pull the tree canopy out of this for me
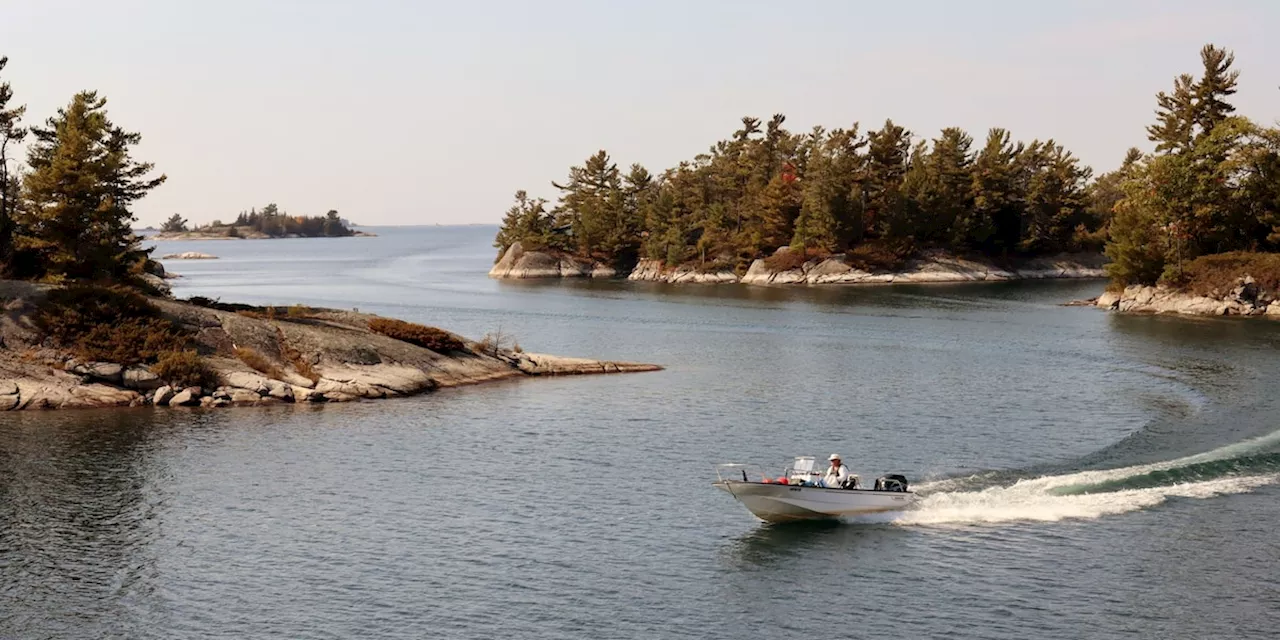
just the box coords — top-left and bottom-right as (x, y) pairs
(496, 116), (1101, 270)
(1106, 44), (1280, 286)
(11, 91), (165, 282)
(494, 43), (1277, 286)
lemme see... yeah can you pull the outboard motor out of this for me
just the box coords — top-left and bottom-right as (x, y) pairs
(874, 474), (909, 492)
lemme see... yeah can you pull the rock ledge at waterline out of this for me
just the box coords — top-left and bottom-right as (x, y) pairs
(0, 281), (659, 411)
(489, 242), (1106, 285)
(1091, 276), (1280, 318)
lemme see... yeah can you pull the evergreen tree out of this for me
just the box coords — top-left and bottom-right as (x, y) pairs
(969, 128), (1024, 252)
(16, 91), (166, 282)
(322, 209), (347, 236)
(1105, 159), (1169, 286)
(905, 127), (974, 245)
(863, 119), (912, 240)
(1147, 74), (1196, 154)
(1084, 147), (1143, 247)
(161, 213), (188, 233)
(0, 56), (26, 276)
(495, 190), (554, 253)
(1016, 141), (1091, 253)
(554, 150), (629, 260)
(1193, 44), (1238, 140)
(793, 125), (866, 252)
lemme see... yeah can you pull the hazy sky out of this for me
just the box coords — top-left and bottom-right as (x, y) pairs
(2, 0), (1278, 227)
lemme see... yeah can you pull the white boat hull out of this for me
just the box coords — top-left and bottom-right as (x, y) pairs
(714, 481), (915, 523)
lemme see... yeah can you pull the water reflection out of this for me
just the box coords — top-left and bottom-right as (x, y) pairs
(0, 409), (171, 637)
(720, 520), (910, 570)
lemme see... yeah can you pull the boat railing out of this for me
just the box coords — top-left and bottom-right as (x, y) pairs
(713, 463), (770, 484)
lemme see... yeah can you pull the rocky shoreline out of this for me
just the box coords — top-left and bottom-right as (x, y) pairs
(489, 242), (1106, 285)
(0, 281), (659, 411)
(1092, 276), (1279, 318)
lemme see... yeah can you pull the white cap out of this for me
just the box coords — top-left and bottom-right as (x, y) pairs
(828, 453), (842, 461)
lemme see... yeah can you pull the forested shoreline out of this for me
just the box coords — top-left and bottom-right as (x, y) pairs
(494, 44), (1280, 289)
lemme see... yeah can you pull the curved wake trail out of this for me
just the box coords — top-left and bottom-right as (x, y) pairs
(858, 428), (1280, 526)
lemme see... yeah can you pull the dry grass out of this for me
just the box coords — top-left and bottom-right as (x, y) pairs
(368, 317), (465, 353)
(1167, 251), (1280, 297)
(152, 350), (220, 389)
(233, 346), (283, 379)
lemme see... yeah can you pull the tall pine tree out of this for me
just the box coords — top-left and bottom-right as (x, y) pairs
(16, 91), (166, 282)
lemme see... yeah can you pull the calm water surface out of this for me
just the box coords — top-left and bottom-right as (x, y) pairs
(3, 226), (1279, 639)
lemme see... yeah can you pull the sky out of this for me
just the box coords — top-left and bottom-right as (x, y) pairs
(1, 0), (1278, 227)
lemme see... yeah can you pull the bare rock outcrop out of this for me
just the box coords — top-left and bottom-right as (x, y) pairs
(161, 252), (218, 260)
(1096, 277), (1277, 317)
(741, 251), (1105, 285)
(0, 281), (662, 411)
(501, 352), (663, 376)
(627, 259), (738, 284)
(488, 242), (615, 279)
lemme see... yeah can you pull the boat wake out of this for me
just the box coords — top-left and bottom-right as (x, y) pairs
(853, 428), (1280, 526)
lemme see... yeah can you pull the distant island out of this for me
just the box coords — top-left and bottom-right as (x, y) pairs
(490, 43), (1280, 310)
(151, 206), (376, 239)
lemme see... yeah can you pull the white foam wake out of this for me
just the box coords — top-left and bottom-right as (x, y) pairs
(863, 474), (1277, 526)
(857, 429), (1280, 526)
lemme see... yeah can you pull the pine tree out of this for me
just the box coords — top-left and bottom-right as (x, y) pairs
(1086, 147), (1143, 243)
(0, 56), (26, 276)
(1193, 44), (1238, 140)
(554, 150), (626, 259)
(1147, 74), (1196, 154)
(864, 120), (912, 240)
(160, 213), (188, 233)
(1105, 160), (1168, 286)
(495, 190), (553, 253)
(16, 91), (165, 282)
(969, 128), (1024, 252)
(906, 127), (974, 245)
(1017, 141), (1091, 253)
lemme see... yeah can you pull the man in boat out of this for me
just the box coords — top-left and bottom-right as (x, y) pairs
(822, 454), (857, 489)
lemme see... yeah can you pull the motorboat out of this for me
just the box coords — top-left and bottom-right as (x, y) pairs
(714, 456), (916, 523)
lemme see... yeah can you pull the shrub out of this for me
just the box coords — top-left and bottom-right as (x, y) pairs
(152, 350), (220, 389)
(286, 304), (313, 318)
(73, 319), (188, 365)
(846, 242), (910, 273)
(762, 249), (810, 272)
(1168, 252), (1280, 298)
(476, 327), (516, 357)
(36, 285), (190, 365)
(368, 317), (466, 353)
(234, 346), (283, 379)
(763, 247), (832, 272)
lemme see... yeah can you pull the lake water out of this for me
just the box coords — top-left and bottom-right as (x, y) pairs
(3, 226), (1279, 639)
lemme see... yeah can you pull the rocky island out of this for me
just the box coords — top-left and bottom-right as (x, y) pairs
(491, 43), (1280, 306)
(0, 281), (659, 411)
(150, 208), (376, 240)
(0, 76), (656, 414)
